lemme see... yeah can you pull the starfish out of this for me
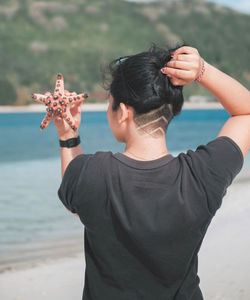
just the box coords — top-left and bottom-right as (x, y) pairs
(31, 73), (88, 131)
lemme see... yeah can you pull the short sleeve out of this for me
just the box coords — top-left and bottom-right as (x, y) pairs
(186, 136), (244, 215)
(58, 154), (93, 213)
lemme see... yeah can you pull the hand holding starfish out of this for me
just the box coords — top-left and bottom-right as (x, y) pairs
(31, 73), (88, 132)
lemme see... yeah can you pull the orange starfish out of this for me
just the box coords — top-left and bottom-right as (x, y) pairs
(31, 73), (88, 131)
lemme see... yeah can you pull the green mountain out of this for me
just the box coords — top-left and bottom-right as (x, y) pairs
(0, 0), (249, 105)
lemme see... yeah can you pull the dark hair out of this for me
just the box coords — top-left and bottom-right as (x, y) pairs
(103, 43), (185, 135)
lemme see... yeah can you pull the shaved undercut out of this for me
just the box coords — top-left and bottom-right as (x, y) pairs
(133, 103), (173, 138)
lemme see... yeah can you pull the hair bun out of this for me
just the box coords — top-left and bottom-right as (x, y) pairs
(104, 43), (185, 117)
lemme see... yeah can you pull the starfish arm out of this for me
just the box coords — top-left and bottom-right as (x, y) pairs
(32, 93), (47, 104)
(40, 112), (54, 130)
(75, 93), (88, 104)
(33, 73), (88, 131)
(45, 95), (53, 105)
(54, 73), (64, 94)
(63, 108), (78, 131)
(44, 91), (52, 103)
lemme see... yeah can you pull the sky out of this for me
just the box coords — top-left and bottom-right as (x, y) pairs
(207, 0), (250, 13)
(125, 0), (250, 14)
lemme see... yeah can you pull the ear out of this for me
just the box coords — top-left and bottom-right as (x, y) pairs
(118, 102), (133, 124)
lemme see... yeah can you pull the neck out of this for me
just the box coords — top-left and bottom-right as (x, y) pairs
(124, 133), (168, 160)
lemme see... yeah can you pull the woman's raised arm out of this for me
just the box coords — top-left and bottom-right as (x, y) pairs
(54, 102), (83, 178)
(162, 46), (250, 158)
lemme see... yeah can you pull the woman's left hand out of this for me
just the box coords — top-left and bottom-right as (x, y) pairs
(54, 91), (82, 140)
(161, 46), (204, 86)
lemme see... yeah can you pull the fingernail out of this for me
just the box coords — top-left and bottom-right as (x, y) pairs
(161, 67), (167, 73)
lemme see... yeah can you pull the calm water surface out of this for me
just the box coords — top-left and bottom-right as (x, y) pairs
(0, 110), (249, 263)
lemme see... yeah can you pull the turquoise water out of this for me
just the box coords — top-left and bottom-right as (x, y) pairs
(0, 110), (249, 263)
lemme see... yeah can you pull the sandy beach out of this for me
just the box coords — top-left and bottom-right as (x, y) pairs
(0, 101), (224, 113)
(0, 178), (249, 300)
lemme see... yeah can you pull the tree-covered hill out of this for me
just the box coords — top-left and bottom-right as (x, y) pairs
(0, 0), (249, 105)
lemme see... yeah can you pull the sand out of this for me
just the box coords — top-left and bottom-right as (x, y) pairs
(0, 101), (224, 113)
(0, 103), (109, 113)
(0, 253), (85, 300)
(199, 182), (250, 300)
(0, 179), (250, 300)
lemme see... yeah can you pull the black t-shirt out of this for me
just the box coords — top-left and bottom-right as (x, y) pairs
(58, 136), (244, 300)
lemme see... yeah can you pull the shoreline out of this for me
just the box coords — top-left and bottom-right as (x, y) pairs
(0, 102), (224, 113)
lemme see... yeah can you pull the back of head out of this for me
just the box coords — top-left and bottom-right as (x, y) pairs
(104, 43), (185, 137)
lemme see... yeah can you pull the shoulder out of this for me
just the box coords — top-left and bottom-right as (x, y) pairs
(193, 136), (243, 158)
(70, 151), (113, 165)
(173, 135), (244, 194)
(177, 136), (243, 169)
(84, 150), (113, 165)
(64, 151), (113, 179)
(174, 136), (244, 215)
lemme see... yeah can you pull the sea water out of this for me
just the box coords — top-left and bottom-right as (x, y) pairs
(0, 110), (249, 266)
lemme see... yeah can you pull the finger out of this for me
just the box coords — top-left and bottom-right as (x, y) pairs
(71, 101), (82, 115)
(54, 73), (64, 94)
(172, 46), (198, 56)
(169, 77), (188, 86)
(77, 103), (82, 113)
(53, 117), (69, 129)
(161, 67), (192, 80)
(169, 54), (197, 62)
(40, 112), (54, 130)
(165, 60), (193, 70)
(75, 100), (83, 112)
(64, 108), (78, 131)
(71, 98), (82, 107)
(72, 102), (83, 119)
(32, 93), (47, 104)
(54, 115), (64, 121)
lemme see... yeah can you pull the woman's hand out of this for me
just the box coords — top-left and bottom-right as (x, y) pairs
(161, 46), (205, 86)
(54, 90), (82, 140)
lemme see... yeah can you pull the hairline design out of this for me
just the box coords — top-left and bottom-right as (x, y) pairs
(133, 103), (173, 137)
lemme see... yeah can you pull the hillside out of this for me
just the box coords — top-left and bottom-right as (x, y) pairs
(0, 0), (250, 105)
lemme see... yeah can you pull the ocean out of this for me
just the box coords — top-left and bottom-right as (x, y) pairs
(0, 110), (249, 269)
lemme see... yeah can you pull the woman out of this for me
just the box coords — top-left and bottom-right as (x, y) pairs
(56, 45), (249, 299)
